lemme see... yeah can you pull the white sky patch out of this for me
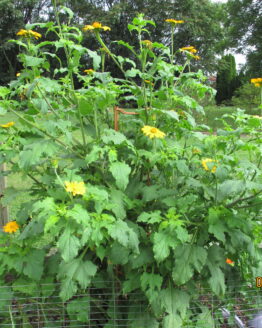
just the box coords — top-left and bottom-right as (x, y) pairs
(234, 53), (246, 69)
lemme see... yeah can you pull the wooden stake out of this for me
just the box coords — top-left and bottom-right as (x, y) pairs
(113, 106), (138, 131)
(0, 162), (9, 227)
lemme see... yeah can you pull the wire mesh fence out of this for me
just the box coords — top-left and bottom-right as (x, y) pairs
(0, 279), (261, 327)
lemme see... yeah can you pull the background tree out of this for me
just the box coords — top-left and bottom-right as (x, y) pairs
(215, 54), (237, 104)
(226, 0), (262, 77)
(0, 0), (228, 85)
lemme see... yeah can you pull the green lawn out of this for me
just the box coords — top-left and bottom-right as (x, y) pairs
(195, 105), (260, 130)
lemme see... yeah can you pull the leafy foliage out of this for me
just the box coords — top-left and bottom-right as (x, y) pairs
(0, 7), (261, 328)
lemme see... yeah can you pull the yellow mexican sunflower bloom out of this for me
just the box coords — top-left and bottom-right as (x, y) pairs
(141, 125), (166, 139)
(65, 181), (86, 196)
(180, 46), (197, 54)
(3, 221), (19, 234)
(1, 121), (15, 128)
(142, 40), (153, 49)
(144, 80), (154, 86)
(165, 19), (184, 24)
(17, 29), (41, 39)
(250, 78), (262, 87)
(16, 72), (21, 77)
(201, 158), (217, 173)
(83, 22), (111, 32)
(192, 55), (201, 60)
(84, 69), (95, 74)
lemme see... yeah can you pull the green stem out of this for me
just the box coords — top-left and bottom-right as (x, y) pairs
(94, 107), (99, 138)
(260, 87), (262, 117)
(171, 26), (174, 64)
(36, 84), (59, 119)
(76, 98), (87, 147)
(95, 32), (134, 84)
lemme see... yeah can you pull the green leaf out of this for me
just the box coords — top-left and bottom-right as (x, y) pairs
(57, 227), (81, 262)
(153, 231), (178, 262)
(108, 242), (130, 264)
(60, 258), (97, 289)
(22, 55), (45, 67)
(108, 220), (139, 253)
(102, 129), (128, 145)
(66, 204), (90, 225)
(60, 6), (74, 20)
(86, 49), (101, 70)
(0, 105), (7, 115)
(217, 180), (245, 202)
(19, 140), (59, 169)
(163, 314), (182, 328)
(109, 161), (131, 190)
(172, 245), (207, 285)
(0, 87), (10, 99)
(176, 160), (190, 175)
(67, 297), (90, 323)
(161, 287), (190, 318)
(23, 249), (45, 280)
(109, 189), (126, 219)
(137, 211), (162, 224)
(161, 110), (179, 121)
(195, 307), (215, 328)
(0, 285), (13, 310)
(77, 96), (94, 115)
(12, 278), (38, 296)
(130, 247), (154, 269)
(59, 278), (78, 301)
(208, 265), (225, 296)
(125, 68), (142, 78)
(44, 215), (60, 233)
(140, 272), (163, 292)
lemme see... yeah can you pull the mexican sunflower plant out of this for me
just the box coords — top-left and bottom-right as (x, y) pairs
(0, 4), (261, 327)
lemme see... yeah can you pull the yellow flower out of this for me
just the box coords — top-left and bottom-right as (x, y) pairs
(1, 121), (15, 128)
(180, 46), (198, 54)
(83, 22), (111, 32)
(84, 69), (95, 75)
(3, 221), (19, 234)
(16, 29), (28, 37)
(201, 158), (217, 173)
(142, 40), (153, 49)
(192, 55), (201, 60)
(29, 30), (42, 39)
(250, 78), (262, 87)
(65, 181), (86, 196)
(165, 19), (184, 24)
(141, 125), (166, 139)
(144, 80), (154, 86)
(17, 29), (41, 39)
(16, 72), (21, 77)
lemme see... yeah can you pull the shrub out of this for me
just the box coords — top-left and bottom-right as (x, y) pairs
(0, 8), (261, 327)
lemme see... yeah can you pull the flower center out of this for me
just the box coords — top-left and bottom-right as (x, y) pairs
(150, 128), (157, 133)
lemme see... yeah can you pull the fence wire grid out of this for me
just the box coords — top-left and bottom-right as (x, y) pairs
(0, 279), (261, 328)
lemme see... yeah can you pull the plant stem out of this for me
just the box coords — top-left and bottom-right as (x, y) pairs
(171, 26), (174, 64)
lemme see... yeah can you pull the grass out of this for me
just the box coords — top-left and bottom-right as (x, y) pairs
(195, 105), (260, 130)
